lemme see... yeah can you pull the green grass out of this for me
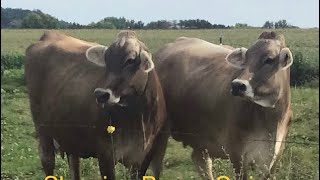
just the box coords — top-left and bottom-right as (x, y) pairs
(1, 28), (319, 86)
(1, 29), (319, 179)
(1, 29), (319, 60)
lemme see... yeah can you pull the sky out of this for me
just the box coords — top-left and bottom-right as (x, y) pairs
(2, 0), (319, 28)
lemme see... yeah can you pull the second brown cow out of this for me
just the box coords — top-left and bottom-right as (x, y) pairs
(154, 31), (292, 179)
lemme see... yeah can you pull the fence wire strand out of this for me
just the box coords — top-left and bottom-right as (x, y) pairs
(36, 123), (319, 146)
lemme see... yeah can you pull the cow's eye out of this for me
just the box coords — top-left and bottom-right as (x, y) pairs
(264, 58), (273, 65)
(125, 58), (136, 66)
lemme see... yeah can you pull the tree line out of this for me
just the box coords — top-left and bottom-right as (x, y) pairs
(262, 20), (298, 29)
(1, 8), (83, 29)
(1, 7), (299, 29)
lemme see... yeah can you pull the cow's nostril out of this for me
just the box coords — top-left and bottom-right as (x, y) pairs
(97, 93), (110, 103)
(94, 88), (112, 103)
(239, 84), (247, 92)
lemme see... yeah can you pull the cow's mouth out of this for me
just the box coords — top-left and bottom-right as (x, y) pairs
(246, 95), (277, 108)
(94, 88), (123, 107)
(95, 96), (128, 108)
(96, 93), (110, 104)
(94, 87), (139, 108)
(116, 97), (128, 107)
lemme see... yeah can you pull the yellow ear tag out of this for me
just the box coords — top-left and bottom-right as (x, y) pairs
(106, 125), (116, 134)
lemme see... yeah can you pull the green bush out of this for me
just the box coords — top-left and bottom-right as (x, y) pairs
(290, 51), (319, 86)
(1, 53), (24, 74)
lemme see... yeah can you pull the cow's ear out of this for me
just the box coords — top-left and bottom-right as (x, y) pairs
(140, 51), (154, 73)
(225, 47), (247, 69)
(279, 48), (293, 70)
(86, 45), (108, 67)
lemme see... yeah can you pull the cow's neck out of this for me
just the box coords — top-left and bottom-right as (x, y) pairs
(140, 70), (165, 149)
(236, 76), (291, 141)
(141, 70), (161, 123)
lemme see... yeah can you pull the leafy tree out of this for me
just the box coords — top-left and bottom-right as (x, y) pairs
(94, 21), (116, 29)
(263, 19), (298, 29)
(128, 20), (144, 29)
(89, 17), (145, 29)
(146, 20), (172, 29)
(178, 19), (213, 29)
(21, 11), (60, 29)
(38, 12), (59, 28)
(95, 17), (127, 29)
(57, 20), (72, 29)
(134, 21), (144, 29)
(212, 24), (227, 29)
(1, 7), (33, 28)
(21, 12), (45, 28)
(275, 19), (288, 28)
(262, 21), (274, 29)
(234, 23), (249, 28)
(172, 20), (178, 29)
(8, 19), (22, 28)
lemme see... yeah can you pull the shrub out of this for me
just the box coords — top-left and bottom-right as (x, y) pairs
(1, 53), (24, 74)
(290, 51), (319, 86)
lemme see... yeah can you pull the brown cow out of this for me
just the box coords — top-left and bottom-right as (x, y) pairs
(154, 31), (292, 179)
(25, 30), (166, 180)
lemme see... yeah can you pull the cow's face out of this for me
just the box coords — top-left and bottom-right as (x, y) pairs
(226, 32), (293, 108)
(85, 31), (154, 107)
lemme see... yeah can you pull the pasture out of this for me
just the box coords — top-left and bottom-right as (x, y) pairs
(1, 29), (319, 179)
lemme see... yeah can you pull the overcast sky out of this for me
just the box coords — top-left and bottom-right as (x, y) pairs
(2, 0), (319, 28)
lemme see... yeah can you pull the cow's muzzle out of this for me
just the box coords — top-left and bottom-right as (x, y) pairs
(230, 79), (254, 98)
(231, 81), (247, 96)
(94, 88), (120, 105)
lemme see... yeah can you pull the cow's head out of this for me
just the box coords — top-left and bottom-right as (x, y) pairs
(85, 30), (154, 107)
(226, 31), (293, 108)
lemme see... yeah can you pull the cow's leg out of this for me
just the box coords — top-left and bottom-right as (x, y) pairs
(230, 155), (247, 180)
(191, 149), (214, 180)
(97, 154), (115, 180)
(97, 139), (115, 180)
(67, 154), (80, 180)
(137, 125), (170, 180)
(138, 149), (152, 178)
(233, 162), (247, 180)
(38, 135), (55, 176)
(150, 130), (170, 179)
(128, 165), (141, 180)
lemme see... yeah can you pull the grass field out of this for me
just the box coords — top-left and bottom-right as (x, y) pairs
(1, 29), (319, 180)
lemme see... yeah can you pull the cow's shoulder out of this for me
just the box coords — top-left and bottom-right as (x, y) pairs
(174, 36), (208, 45)
(26, 32), (98, 58)
(171, 37), (232, 57)
(39, 30), (68, 42)
(221, 45), (235, 50)
(51, 36), (97, 54)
